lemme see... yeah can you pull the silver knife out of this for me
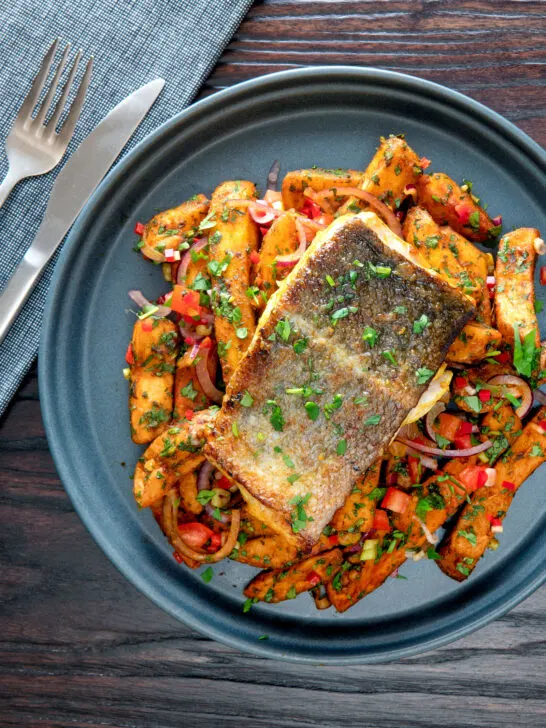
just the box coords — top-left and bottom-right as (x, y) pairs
(0, 78), (165, 344)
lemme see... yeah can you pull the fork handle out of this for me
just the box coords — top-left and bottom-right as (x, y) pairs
(0, 245), (47, 345)
(0, 168), (21, 208)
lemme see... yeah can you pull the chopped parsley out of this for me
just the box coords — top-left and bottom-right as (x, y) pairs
(305, 401), (320, 421)
(293, 338), (308, 354)
(363, 414), (381, 426)
(513, 324), (540, 378)
(240, 390), (254, 407)
(463, 395), (482, 413)
(362, 326), (378, 348)
(207, 252), (231, 276)
(413, 314), (430, 334)
(416, 367), (434, 385)
(382, 350), (398, 366)
(275, 319), (292, 341)
(336, 439), (347, 456)
(530, 444), (544, 458)
(289, 493), (313, 533)
(264, 400), (284, 431)
(458, 529), (477, 546)
(287, 473), (301, 485)
(200, 567), (214, 583)
(181, 381), (198, 401)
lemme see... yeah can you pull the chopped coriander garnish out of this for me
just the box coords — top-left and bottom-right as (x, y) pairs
(426, 547), (441, 561)
(201, 567), (214, 583)
(413, 314), (430, 334)
(535, 300), (544, 314)
(289, 493), (313, 533)
(392, 305), (407, 314)
(207, 252), (231, 277)
(354, 395), (368, 405)
(336, 439), (347, 456)
(293, 338), (308, 354)
(363, 414), (381, 426)
(243, 597), (257, 613)
(362, 326), (378, 348)
(530, 444), (544, 457)
(264, 400), (284, 431)
(382, 350), (398, 366)
(458, 529), (477, 546)
(275, 319), (292, 341)
(513, 323), (540, 378)
(503, 392), (521, 409)
(180, 381), (198, 401)
(231, 421), (240, 437)
(287, 473), (301, 484)
(325, 274), (336, 287)
(240, 390), (254, 407)
(416, 367), (434, 385)
(305, 401), (320, 421)
(468, 211), (480, 231)
(463, 395), (482, 413)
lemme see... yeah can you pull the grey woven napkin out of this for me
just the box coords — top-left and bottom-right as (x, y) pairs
(0, 0), (253, 418)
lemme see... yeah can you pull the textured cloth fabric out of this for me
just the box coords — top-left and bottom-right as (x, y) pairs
(0, 0), (253, 418)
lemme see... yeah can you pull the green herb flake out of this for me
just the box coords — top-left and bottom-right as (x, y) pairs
(305, 401), (320, 421)
(362, 326), (379, 348)
(426, 547), (441, 561)
(513, 324), (540, 378)
(413, 314), (430, 334)
(416, 367), (434, 385)
(363, 414), (381, 426)
(287, 473), (301, 485)
(336, 439), (347, 456)
(240, 390), (254, 407)
(463, 395), (482, 413)
(201, 567), (214, 583)
(382, 350), (398, 366)
(457, 529), (477, 546)
(325, 274), (336, 287)
(275, 319), (292, 342)
(293, 338), (308, 354)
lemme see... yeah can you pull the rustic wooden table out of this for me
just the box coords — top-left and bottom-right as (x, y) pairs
(1, 2), (545, 726)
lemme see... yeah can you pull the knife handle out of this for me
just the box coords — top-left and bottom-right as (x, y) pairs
(0, 237), (50, 345)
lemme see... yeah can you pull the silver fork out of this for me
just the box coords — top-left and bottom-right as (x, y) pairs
(0, 38), (93, 208)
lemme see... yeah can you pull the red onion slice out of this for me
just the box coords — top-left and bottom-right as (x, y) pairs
(331, 187), (404, 238)
(425, 402), (446, 443)
(196, 346), (224, 404)
(486, 375), (533, 418)
(140, 242), (165, 262)
(197, 461), (214, 491)
(276, 217), (308, 267)
(177, 237), (208, 283)
(397, 436), (493, 458)
(412, 515), (438, 545)
(248, 201), (279, 225)
(128, 290), (172, 318)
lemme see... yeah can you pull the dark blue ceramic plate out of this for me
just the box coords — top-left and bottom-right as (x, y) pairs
(40, 67), (546, 664)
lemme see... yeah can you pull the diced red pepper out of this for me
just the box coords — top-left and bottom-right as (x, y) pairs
(538, 421), (546, 432)
(381, 487), (412, 514)
(454, 203), (472, 225)
(184, 336), (197, 346)
(502, 480), (516, 492)
(372, 508), (391, 532)
(200, 336), (213, 350)
(306, 570), (321, 587)
(386, 471), (398, 486)
(125, 342), (135, 365)
(250, 250), (261, 264)
(141, 318), (153, 332)
(455, 420), (473, 437)
(453, 434), (472, 450)
(487, 515), (502, 528)
(173, 551), (184, 564)
(301, 198), (322, 220)
(419, 156), (431, 170)
(328, 534), (339, 545)
(208, 532), (223, 552)
(478, 389), (492, 403)
(494, 351), (511, 364)
(134, 222), (145, 236)
(540, 266), (546, 286)
(215, 475), (232, 490)
(408, 456), (422, 484)
(260, 226), (270, 238)
(454, 376), (468, 389)
(178, 522), (215, 549)
(185, 409), (195, 421)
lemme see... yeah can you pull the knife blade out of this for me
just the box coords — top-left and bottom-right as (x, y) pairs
(0, 78), (165, 344)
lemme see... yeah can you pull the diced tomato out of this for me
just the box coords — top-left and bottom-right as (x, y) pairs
(134, 222), (145, 236)
(169, 287), (201, 318)
(419, 156), (431, 170)
(454, 203), (472, 225)
(178, 522), (215, 549)
(125, 342), (135, 365)
(372, 508), (391, 532)
(306, 570), (321, 587)
(301, 198), (322, 220)
(173, 551), (184, 564)
(494, 351), (511, 364)
(478, 389), (492, 403)
(328, 534), (339, 545)
(455, 420), (473, 437)
(250, 250), (261, 264)
(208, 532), (223, 552)
(486, 515), (502, 527)
(215, 475), (232, 490)
(458, 466), (488, 493)
(408, 456), (422, 484)
(381, 487), (411, 514)
(538, 421), (546, 432)
(540, 266), (546, 286)
(200, 336), (213, 350)
(141, 318), (153, 332)
(453, 434), (472, 450)
(184, 336), (197, 346)
(185, 409), (195, 421)
(437, 412), (465, 441)
(454, 376), (468, 389)
(386, 471), (398, 486)
(502, 480), (516, 492)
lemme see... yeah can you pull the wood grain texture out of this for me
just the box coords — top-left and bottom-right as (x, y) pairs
(1, 2), (545, 726)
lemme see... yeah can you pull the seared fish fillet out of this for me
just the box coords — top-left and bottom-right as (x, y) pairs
(205, 212), (474, 550)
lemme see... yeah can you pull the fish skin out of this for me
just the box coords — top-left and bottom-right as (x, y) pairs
(205, 212), (475, 550)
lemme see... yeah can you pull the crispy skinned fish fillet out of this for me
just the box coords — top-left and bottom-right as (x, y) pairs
(205, 212), (475, 550)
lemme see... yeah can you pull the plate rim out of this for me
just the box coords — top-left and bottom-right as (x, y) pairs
(39, 65), (546, 664)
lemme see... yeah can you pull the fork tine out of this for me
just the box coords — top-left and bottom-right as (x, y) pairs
(17, 38), (60, 125)
(34, 43), (71, 128)
(57, 56), (93, 146)
(46, 48), (82, 134)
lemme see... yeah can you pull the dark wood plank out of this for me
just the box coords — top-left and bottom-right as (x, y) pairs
(1, 2), (545, 726)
